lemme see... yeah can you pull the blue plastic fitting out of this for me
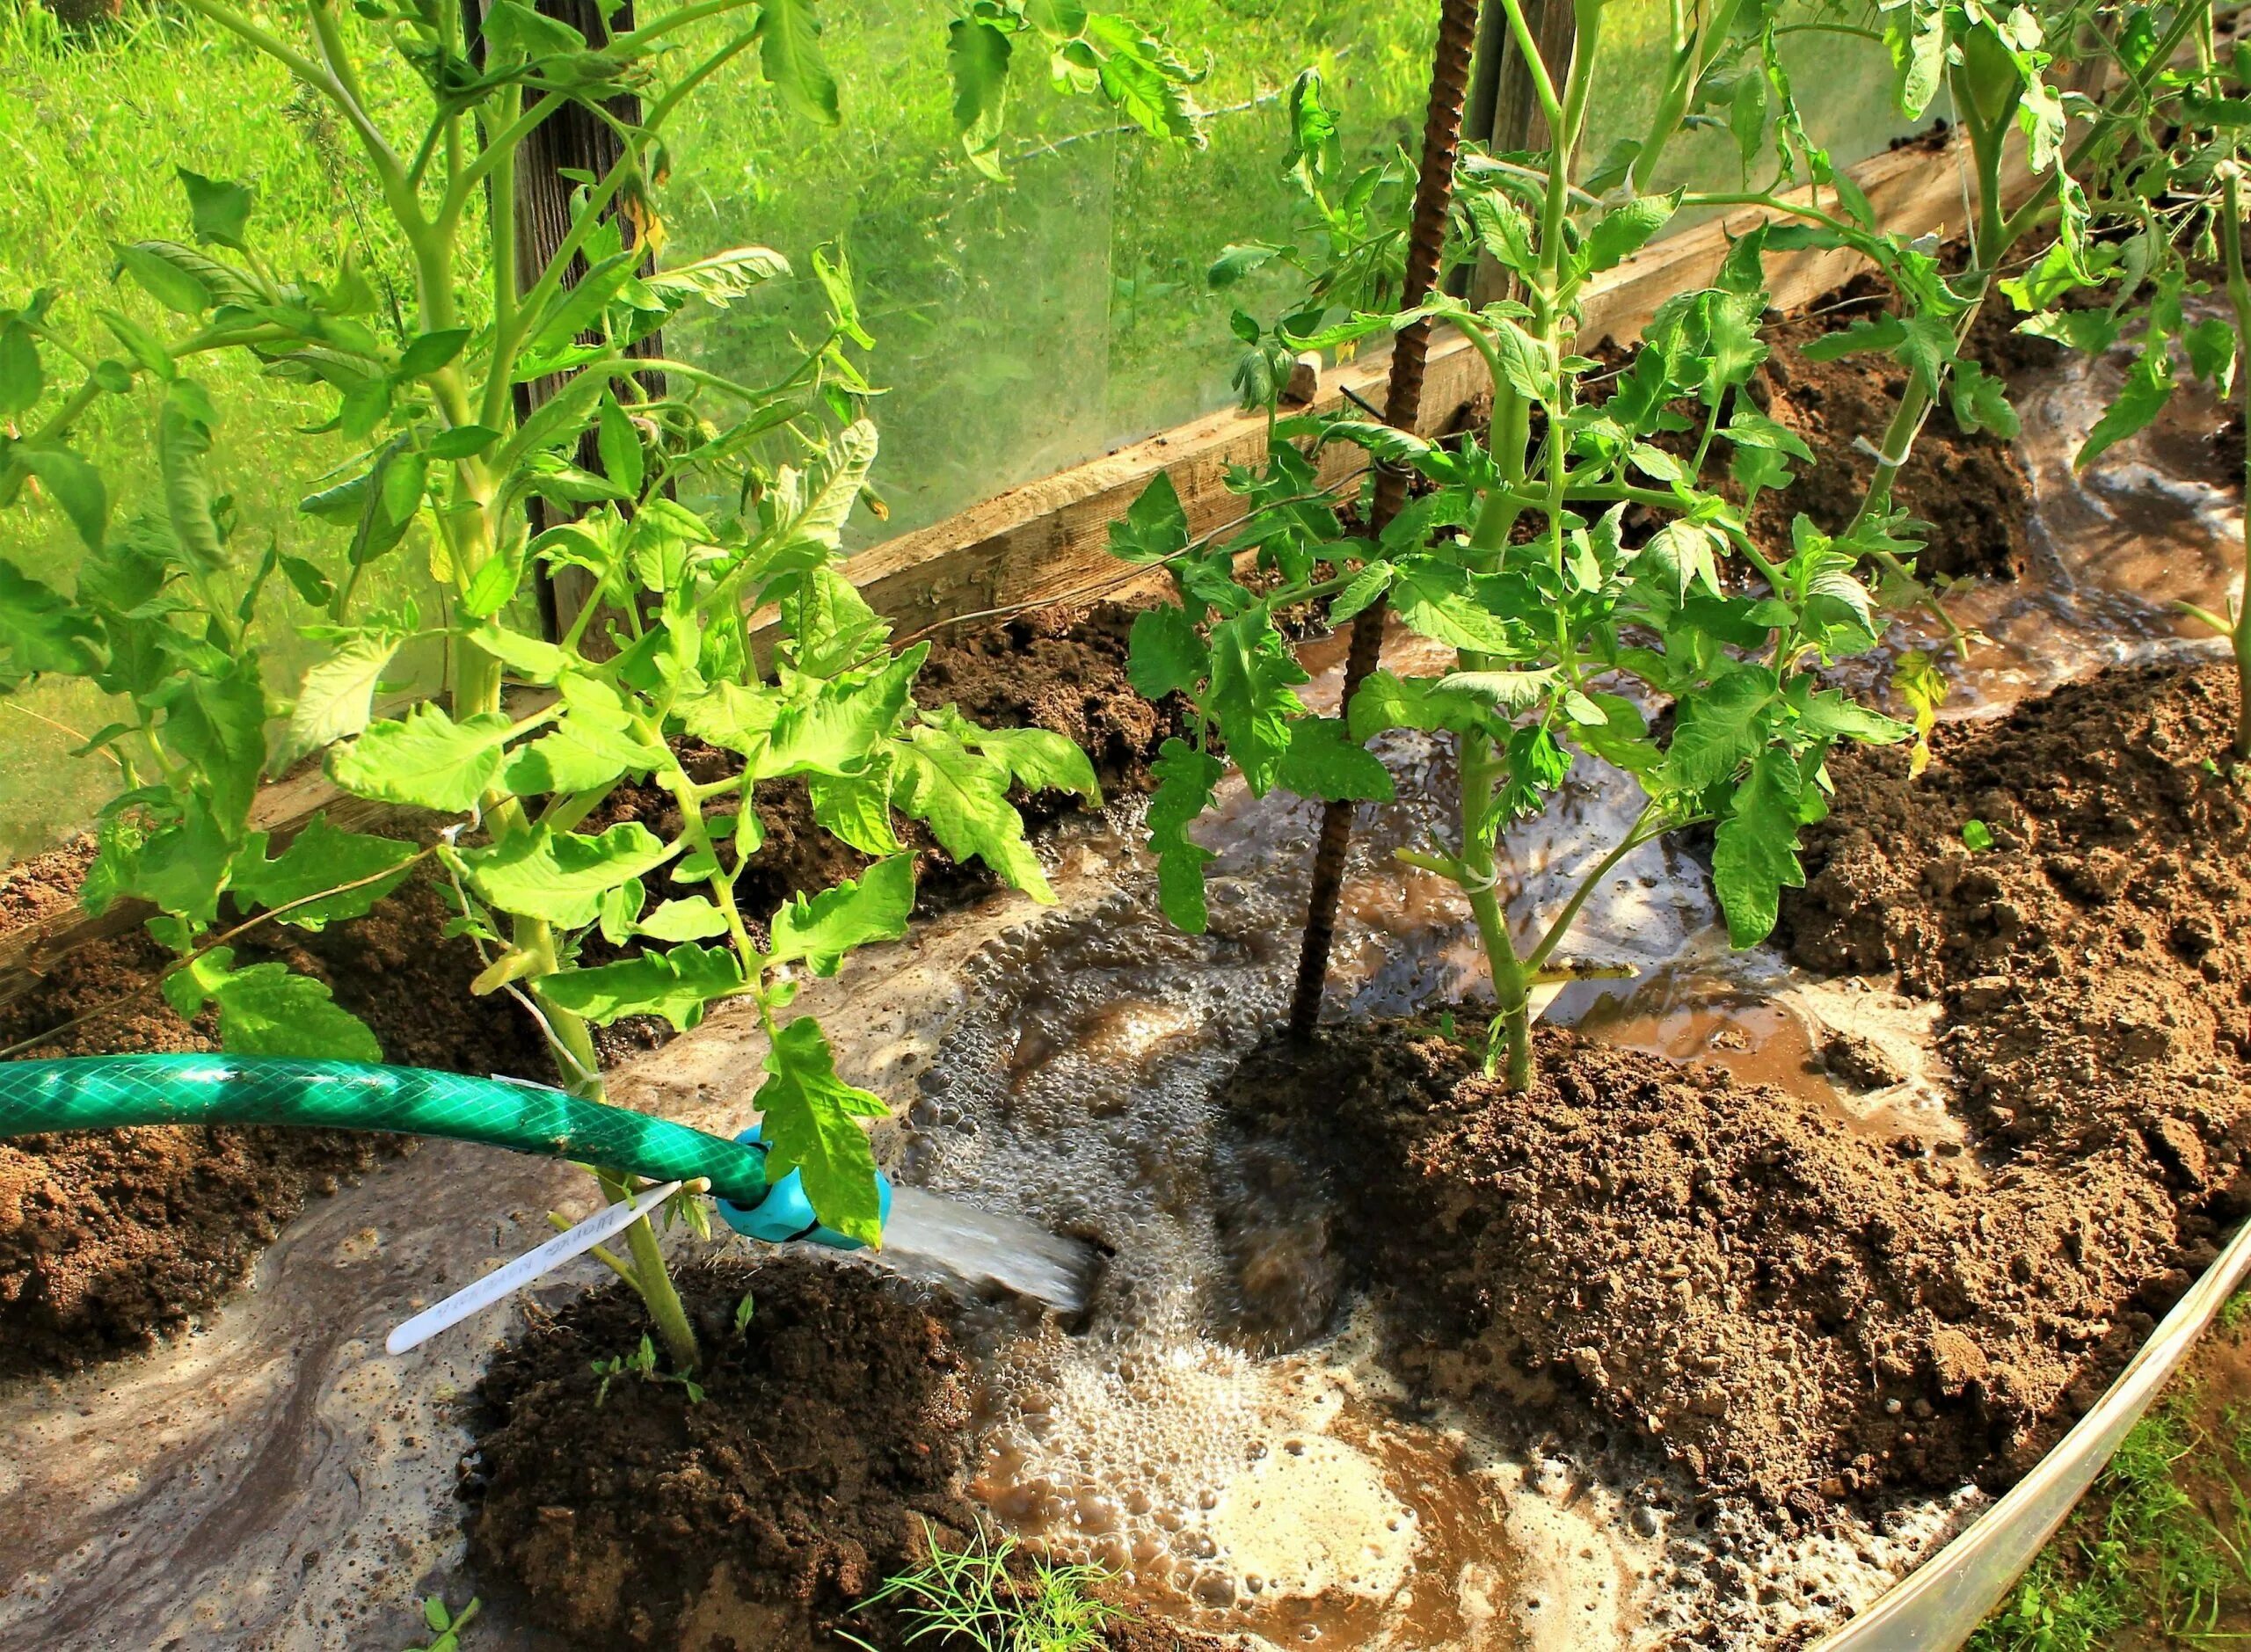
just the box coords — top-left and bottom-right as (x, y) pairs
(713, 1123), (890, 1251)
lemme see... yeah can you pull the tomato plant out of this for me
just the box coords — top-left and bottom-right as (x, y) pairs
(0, 0), (1194, 1367)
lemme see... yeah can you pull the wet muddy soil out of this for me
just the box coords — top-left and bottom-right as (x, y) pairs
(467, 1255), (1240, 1652)
(1210, 661), (2251, 1524)
(467, 1256), (979, 1650)
(0, 601), (1183, 1380)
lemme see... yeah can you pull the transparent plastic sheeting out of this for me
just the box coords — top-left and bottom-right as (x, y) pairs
(1813, 1212), (2251, 1648)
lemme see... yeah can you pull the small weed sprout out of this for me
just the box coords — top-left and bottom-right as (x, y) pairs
(733, 1290), (756, 1337)
(592, 1333), (704, 1408)
(845, 1521), (1125, 1652)
(407, 1594), (480, 1652)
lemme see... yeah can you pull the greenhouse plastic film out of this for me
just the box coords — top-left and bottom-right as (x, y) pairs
(1813, 1211), (2251, 1649)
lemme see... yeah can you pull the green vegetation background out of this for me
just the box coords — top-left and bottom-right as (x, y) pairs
(0, 0), (1905, 863)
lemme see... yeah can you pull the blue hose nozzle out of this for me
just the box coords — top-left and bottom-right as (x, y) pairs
(713, 1123), (890, 1251)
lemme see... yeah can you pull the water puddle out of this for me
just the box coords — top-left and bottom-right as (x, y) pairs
(0, 337), (2240, 1651)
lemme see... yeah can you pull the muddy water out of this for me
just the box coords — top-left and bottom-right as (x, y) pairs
(0, 338), (2240, 1652)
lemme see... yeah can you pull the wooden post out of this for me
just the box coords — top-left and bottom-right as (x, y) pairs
(1471, 0), (1576, 306)
(488, 0), (663, 646)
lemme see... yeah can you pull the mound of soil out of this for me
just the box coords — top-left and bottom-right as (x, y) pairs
(1745, 274), (2052, 584)
(1226, 1022), (2174, 1509)
(469, 1257), (1236, 1652)
(468, 1257), (977, 1648)
(0, 854), (550, 1372)
(1784, 659), (2251, 1158)
(1219, 663), (2251, 1511)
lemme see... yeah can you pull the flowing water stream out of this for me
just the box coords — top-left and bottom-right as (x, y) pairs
(0, 338), (2241, 1652)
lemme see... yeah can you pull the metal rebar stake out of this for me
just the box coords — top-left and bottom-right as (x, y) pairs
(1286, 0), (1485, 1040)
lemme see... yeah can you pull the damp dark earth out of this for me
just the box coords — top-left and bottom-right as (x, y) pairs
(1, 313), (2244, 1652)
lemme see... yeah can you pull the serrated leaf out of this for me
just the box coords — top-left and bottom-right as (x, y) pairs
(2077, 340), (2174, 469)
(753, 1015), (886, 1246)
(462, 821), (674, 928)
(1127, 604), (1207, 699)
(280, 632), (400, 768)
(1274, 717), (1393, 803)
(538, 942), (745, 1032)
(759, 649), (919, 780)
(806, 766), (900, 855)
(761, 0), (841, 123)
(965, 723), (1100, 803)
(169, 946), (382, 1060)
(1712, 748), (1807, 946)
(1666, 667), (1777, 790)
(330, 702), (516, 812)
(1388, 557), (1527, 654)
(1345, 669), (1494, 743)
(158, 662), (266, 826)
(1146, 738), (1223, 933)
(1111, 473), (1190, 563)
(769, 855), (914, 975)
(949, 15), (1013, 177)
(1436, 668), (1558, 714)
(1785, 677), (1910, 745)
(230, 815), (417, 930)
(1578, 192), (1679, 274)
(889, 724), (1053, 900)
(636, 896), (732, 942)
(1206, 609), (1308, 796)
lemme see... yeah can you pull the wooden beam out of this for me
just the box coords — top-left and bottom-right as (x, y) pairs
(822, 130), (2029, 644)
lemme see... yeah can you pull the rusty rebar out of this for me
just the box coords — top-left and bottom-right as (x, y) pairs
(1286, 0), (1485, 1040)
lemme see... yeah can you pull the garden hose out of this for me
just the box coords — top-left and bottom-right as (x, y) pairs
(0, 1054), (886, 1250)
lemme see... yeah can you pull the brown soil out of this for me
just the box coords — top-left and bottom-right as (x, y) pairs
(1745, 273), (2051, 584)
(466, 1256), (1237, 1651)
(1227, 661), (2251, 1512)
(0, 844), (551, 1373)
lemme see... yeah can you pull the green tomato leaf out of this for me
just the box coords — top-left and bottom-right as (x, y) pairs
(169, 946), (383, 1060)
(1127, 604), (1208, 700)
(2077, 340), (2174, 469)
(1712, 748), (1809, 947)
(538, 942), (746, 1032)
(1274, 716), (1394, 803)
(769, 854), (915, 976)
(889, 724), (1053, 901)
(1146, 737), (1223, 934)
(1206, 608), (1308, 796)
(963, 723), (1101, 804)
(1110, 473), (1191, 564)
(754, 1015), (886, 1246)
(280, 631), (401, 768)
(1345, 669), (1494, 743)
(462, 821), (675, 928)
(1665, 666), (1778, 791)
(636, 896), (732, 942)
(806, 765), (900, 855)
(329, 702), (516, 813)
(230, 815), (418, 930)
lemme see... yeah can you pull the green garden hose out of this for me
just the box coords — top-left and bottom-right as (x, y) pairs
(0, 1054), (773, 1207)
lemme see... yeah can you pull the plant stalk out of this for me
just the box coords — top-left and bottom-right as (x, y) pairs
(2224, 168), (2251, 760)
